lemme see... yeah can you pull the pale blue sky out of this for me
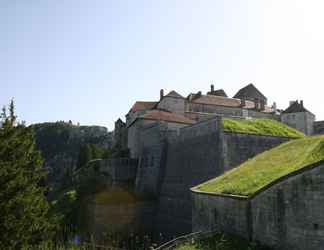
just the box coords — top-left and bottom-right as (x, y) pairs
(1, 0), (323, 130)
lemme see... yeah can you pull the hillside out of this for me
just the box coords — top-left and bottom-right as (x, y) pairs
(222, 118), (305, 138)
(30, 122), (113, 189)
(194, 135), (324, 196)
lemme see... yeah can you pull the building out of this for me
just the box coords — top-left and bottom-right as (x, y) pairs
(281, 100), (315, 135)
(113, 83), (320, 160)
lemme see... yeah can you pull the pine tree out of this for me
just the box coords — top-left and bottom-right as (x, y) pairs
(0, 100), (54, 249)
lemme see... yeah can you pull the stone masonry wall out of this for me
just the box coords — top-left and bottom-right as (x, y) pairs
(192, 192), (250, 239)
(155, 118), (223, 238)
(192, 161), (324, 250)
(135, 122), (166, 196)
(223, 133), (290, 171)
(314, 120), (324, 135)
(154, 118), (291, 238)
(251, 162), (324, 250)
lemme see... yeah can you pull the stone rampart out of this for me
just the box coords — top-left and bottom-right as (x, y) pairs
(99, 158), (138, 183)
(314, 120), (324, 135)
(179, 117), (221, 141)
(135, 122), (168, 196)
(192, 161), (324, 250)
(192, 192), (250, 239)
(153, 117), (292, 238)
(222, 132), (290, 171)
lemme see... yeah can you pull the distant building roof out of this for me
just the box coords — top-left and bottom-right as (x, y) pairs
(233, 83), (267, 103)
(283, 101), (312, 114)
(207, 89), (228, 97)
(164, 90), (184, 99)
(191, 94), (274, 113)
(141, 110), (195, 124)
(192, 95), (241, 107)
(130, 101), (157, 113)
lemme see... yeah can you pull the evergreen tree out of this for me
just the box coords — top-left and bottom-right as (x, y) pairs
(0, 100), (54, 249)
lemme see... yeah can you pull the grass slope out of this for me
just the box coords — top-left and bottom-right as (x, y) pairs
(195, 135), (324, 196)
(222, 118), (305, 138)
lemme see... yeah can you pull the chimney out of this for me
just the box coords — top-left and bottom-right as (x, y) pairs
(300, 100), (304, 107)
(211, 84), (214, 92)
(160, 89), (164, 100)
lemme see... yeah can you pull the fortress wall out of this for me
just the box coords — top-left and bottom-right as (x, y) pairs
(128, 119), (156, 158)
(154, 119), (290, 238)
(179, 117), (221, 141)
(188, 103), (243, 117)
(192, 162), (324, 250)
(100, 158), (138, 183)
(192, 192), (250, 239)
(155, 119), (223, 237)
(223, 132), (290, 171)
(135, 122), (166, 196)
(184, 111), (217, 122)
(247, 110), (279, 120)
(251, 162), (324, 250)
(314, 121), (324, 134)
(135, 121), (188, 196)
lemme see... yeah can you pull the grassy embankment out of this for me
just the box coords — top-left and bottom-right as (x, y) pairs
(222, 118), (305, 138)
(195, 135), (324, 196)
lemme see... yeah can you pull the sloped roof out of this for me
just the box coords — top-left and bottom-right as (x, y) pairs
(130, 101), (157, 113)
(192, 95), (241, 107)
(141, 110), (195, 124)
(165, 90), (184, 99)
(283, 101), (312, 114)
(191, 94), (274, 112)
(207, 89), (228, 97)
(233, 83), (267, 101)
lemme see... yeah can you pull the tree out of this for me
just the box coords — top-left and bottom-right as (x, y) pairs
(0, 100), (54, 249)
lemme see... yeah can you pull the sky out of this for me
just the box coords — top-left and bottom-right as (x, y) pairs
(1, 0), (324, 130)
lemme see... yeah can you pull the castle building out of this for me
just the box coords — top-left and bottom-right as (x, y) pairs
(281, 100), (315, 135)
(103, 83), (324, 240)
(123, 84), (280, 157)
(113, 83), (322, 157)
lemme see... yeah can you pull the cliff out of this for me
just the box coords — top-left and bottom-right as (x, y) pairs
(30, 122), (113, 189)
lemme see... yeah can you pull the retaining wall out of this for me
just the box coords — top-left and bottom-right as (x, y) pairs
(222, 132), (290, 171)
(192, 161), (324, 250)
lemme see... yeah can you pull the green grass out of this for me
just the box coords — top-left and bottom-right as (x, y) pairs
(222, 118), (305, 138)
(195, 135), (324, 196)
(174, 233), (271, 250)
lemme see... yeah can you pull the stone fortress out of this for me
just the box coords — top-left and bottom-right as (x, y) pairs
(85, 84), (324, 249)
(123, 83), (322, 157)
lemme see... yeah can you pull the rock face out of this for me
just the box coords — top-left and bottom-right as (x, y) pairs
(31, 122), (113, 189)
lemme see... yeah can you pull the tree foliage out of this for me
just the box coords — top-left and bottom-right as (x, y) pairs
(0, 100), (55, 249)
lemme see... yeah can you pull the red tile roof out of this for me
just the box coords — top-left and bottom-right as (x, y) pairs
(130, 101), (157, 113)
(141, 110), (195, 124)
